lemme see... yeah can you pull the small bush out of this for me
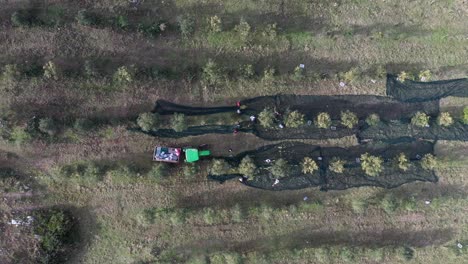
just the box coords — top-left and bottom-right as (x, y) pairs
(340, 110), (358, 128)
(380, 194), (398, 214)
(238, 155), (257, 177)
(73, 118), (93, 133)
(365, 113), (380, 126)
(183, 163), (199, 178)
(171, 113), (187, 132)
(418, 70), (431, 81)
(1, 64), (20, 81)
(420, 154), (437, 170)
(315, 112), (331, 129)
(202, 59), (224, 86)
(342, 67), (360, 83)
(234, 18), (250, 42)
(301, 157), (318, 174)
(396, 71), (413, 83)
(208, 15), (222, 33)
(239, 64), (254, 79)
(39, 118), (58, 136)
(437, 112), (453, 127)
(284, 109), (305, 128)
(291, 66), (304, 81)
(10, 126), (31, 145)
(210, 159), (230, 175)
(411, 111), (430, 127)
(270, 158), (288, 178)
(262, 23), (277, 40)
(43, 61), (58, 80)
(76, 9), (96, 26)
(202, 207), (221, 225)
(258, 108), (275, 128)
(11, 10), (33, 27)
(329, 158), (345, 173)
(394, 153), (410, 171)
(230, 204), (244, 223)
(113, 66), (133, 85)
(464, 106), (468, 124)
(115, 15), (129, 30)
(351, 198), (367, 213)
(262, 67), (275, 84)
(360, 153), (383, 177)
(147, 163), (168, 180)
(177, 15), (195, 38)
(137, 112), (159, 132)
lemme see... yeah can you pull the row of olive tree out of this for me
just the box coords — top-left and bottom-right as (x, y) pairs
(137, 112), (187, 132)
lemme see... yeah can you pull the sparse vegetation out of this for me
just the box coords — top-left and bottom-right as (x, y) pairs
(340, 110), (358, 128)
(397, 71), (413, 83)
(316, 112), (332, 129)
(137, 112), (159, 132)
(301, 157), (318, 174)
(210, 159), (230, 175)
(38, 118), (58, 136)
(171, 113), (187, 132)
(43, 61), (59, 80)
(411, 111), (430, 127)
(177, 15), (195, 38)
(234, 18), (251, 42)
(360, 153), (383, 177)
(202, 59), (224, 86)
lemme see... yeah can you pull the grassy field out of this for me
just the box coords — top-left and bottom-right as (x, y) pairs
(0, 0), (468, 263)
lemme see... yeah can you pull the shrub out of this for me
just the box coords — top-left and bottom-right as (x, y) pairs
(113, 66), (133, 85)
(284, 109), (305, 128)
(351, 198), (367, 213)
(396, 71), (413, 83)
(177, 15), (195, 38)
(420, 154), (437, 170)
(183, 163), (199, 178)
(360, 153), (383, 177)
(76, 9), (96, 26)
(291, 66), (304, 81)
(234, 18), (250, 42)
(411, 111), (430, 127)
(418, 70), (431, 81)
(43, 61), (58, 80)
(38, 118), (58, 136)
(209, 15), (222, 33)
(375, 65), (387, 78)
(202, 59), (224, 86)
(329, 158), (345, 173)
(315, 112), (331, 129)
(1, 64), (20, 81)
(342, 67), (360, 83)
(394, 153), (410, 171)
(262, 23), (277, 40)
(73, 118), (93, 133)
(463, 106), (468, 124)
(262, 67), (275, 84)
(258, 108), (275, 128)
(115, 15), (129, 30)
(210, 159), (230, 175)
(437, 112), (453, 127)
(270, 158), (288, 178)
(238, 156), (256, 177)
(380, 194), (398, 214)
(340, 110), (358, 128)
(202, 207), (220, 225)
(402, 247), (415, 261)
(301, 157), (318, 174)
(11, 10), (32, 27)
(230, 204), (244, 223)
(239, 64), (254, 79)
(147, 163), (168, 180)
(137, 112), (159, 132)
(171, 113), (187, 132)
(10, 126), (31, 145)
(365, 113), (380, 126)
(83, 60), (97, 78)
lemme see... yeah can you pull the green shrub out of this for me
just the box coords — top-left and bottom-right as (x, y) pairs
(258, 108), (275, 128)
(329, 158), (345, 173)
(113, 66), (133, 85)
(401, 196), (417, 211)
(342, 68), (360, 83)
(351, 198), (367, 213)
(202, 207), (221, 225)
(394, 153), (409, 171)
(76, 9), (96, 26)
(177, 15), (195, 38)
(43, 61), (58, 80)
(380, 194), (398, 214)
(437, 112), (453, 127)
(418, 70), (431, 81)
(411, 111), (430, 127)
(239, 64), (254, 79)
(115, 15), (129, 30)
(208, 15), (222, 33)
(463, 106), (468, 124)
(291, 66), (304, 81)
(137, 112), (159, 132)
(38, 118), (58, 136)
(73, 118), (93, 133)
(210, 159), (230, 175)
(301, 157), (318, 174)
(402, 247), (415, 261)
(171, 113), (187, 132)
(238, 155), (256, 177)
(83, 162), (103, 180)
(396, 71), (413, 83)
(340, 110), (358, 128)
(262, 23), (277, 40)
(234, 18), (250, 42)
(1, 64), (20, 81)
(360, 153), (383, 177)
(183, 163), (199, 178)
(262, 67), (275, 84)
(420, 154), (437, 170)
(284, 109), (305, 128)
(147, 163), (168, 180)
(365, 113), (380, 126)
(315, 112), (331, 129)
(202, 59), (224, 86)
(187, 255), (208, 264)
(10, 126), (31, 145)
(11, 10), (33, 27)
(270, 158), (288, 178)
(230, 204), (244, 223)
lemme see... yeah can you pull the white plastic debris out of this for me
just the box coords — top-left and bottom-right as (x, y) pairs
(371, 79), (377, 83)
(299, 64), (305, 69)
(10, 219), (21, 226)
(425, 200), (431, 205)
(265, 159), (272, 163)
(272, 179), (280, 186)
(457, 243), (463, 249)
(356, 158), (361, 163)
(339, 81), (346, 87)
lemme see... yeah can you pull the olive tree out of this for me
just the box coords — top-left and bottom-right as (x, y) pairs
(270, 158), (288, 178)
(301, 157), (318, 174)
(394, 153), (409, 171)
(284, 110), (305, 128)
(329, 158), (345, 173)
(360, 153), (383, 177)
(210, 159), (230, 175)
(421, 154), (437, 170)
(340, 110), (358, 128)
(171, 113), (187, 132)
(463, 106), (468, 124)
(137, 112), (159, 132)
(238, 155), (256, 177)
(365, 113), (380, 126)
(411, 112), (430, 127)
(258, 108), (275, 128)
(315, 112), (331, 129)
(437, 112), (453, 127)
